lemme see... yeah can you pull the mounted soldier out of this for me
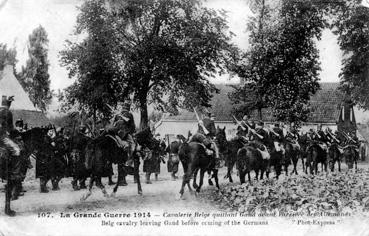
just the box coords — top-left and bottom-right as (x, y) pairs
(313, 124), (329, 153)
(271, 123), (285, 154)
(191, 110), (218, 159)
(236, 115), (249, 138)
(105, 101), (136, 186)
(0, 95), (22, 216)
(108, 101), (136, 167)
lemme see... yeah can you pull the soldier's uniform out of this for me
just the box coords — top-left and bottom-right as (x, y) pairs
(50, 128), (67, 190)
(193, 113), (218, 156)
(271, 123), (284, 153)
(0, 96), (22, 216)
(109, 102), (136, 166)
(70, 126), (89, 190)
(313, 126), (329, 152)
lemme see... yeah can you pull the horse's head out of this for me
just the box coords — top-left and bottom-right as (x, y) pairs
(135, 127), (154, 148)
(176, 134), (187, 143)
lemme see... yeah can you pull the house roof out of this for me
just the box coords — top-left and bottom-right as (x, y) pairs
(0, 64), (37, 111)
(165, 82), (344, 123)
(0, 64), (49, 127)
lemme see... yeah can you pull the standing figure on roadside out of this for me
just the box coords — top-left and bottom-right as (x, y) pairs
(36, 128), (54, 193)
(71, 125), (89, 190)
(50, 127), (67, 191)
(0, 96), (23, 216)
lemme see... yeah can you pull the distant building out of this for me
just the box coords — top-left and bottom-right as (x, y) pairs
(157, 83), (356, 138)
(0, 64), (49, 127)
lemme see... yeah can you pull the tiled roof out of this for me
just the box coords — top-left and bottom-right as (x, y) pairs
(165, 82), (344, 123)
(12, 110), (50, 128)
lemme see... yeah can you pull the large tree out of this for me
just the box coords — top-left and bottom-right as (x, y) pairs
(18, 26), (52, 112)
(231, 0), (323, 125)
(61, 0), (237, 129)
(60, 0), (121, 123)
(106, 0), (238, 129)
(0, 43), (17, 70)
(330, 0), (369, 109)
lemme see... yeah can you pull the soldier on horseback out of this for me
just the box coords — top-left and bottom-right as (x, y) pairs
(271, 123), (285, 154)
(313, 124), (329, 153)
(109, 101), (136, 168)
(0, 95), (22, 216)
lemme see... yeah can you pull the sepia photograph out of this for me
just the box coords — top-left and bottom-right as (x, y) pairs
(1, 0), (369, 235)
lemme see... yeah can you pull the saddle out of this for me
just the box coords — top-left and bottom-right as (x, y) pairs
(106, 134), (129, 150)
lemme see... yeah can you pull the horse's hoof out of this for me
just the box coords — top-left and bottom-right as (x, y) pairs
(5, 209), (16, 217)
(138, 190), (143, 195)
(175, 193), (182, 200)
(110, 192), (116, 198)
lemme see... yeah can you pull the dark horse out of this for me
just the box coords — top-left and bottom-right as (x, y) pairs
(216, 128), (245, 183)
(0, 126), (52, 216)
(236, 145), (268, 183)
(81, 128), (155, 200)
(327, 143), (342, 172)
(305, 142), (327, 175)
(178, 133), (220, 198)
(284, 140), (301, 175)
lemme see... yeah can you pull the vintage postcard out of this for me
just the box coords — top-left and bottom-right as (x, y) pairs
(1, 0), (369, 235)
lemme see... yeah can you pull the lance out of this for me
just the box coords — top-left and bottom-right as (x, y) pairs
(232, 115), (246, 131)
(237, 118), (263, 140)
(193, 107), (209, 135)
(327, 129), (340, 143)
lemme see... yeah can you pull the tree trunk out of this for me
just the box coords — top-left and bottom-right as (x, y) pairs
(139, 99), (148, 131)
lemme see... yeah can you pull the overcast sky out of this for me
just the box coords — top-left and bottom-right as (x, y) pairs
(0, 0), (342, 91)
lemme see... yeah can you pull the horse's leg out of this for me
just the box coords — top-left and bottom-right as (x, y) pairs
(96, 176), (108, 197)
(255, 169), (259, 180)
(5, 180), (16, 216)
(81, 175), (94, 201)
(213, 169), (220, 190)
(196, 169), (206, 193)
(208, 169), (214, 186)
(134, 158), (142, 195)
(192, 168), (199, 189)
(247, 172), (251, 182)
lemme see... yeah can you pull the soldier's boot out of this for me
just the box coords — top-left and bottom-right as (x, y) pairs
(79, 179), (87, 189)
(5, 182), (16, 216)
(108, 175), (116, 185)
(40, 178), (49, 193)
(72, 179), (80, 191)
(145, 172), (152, 184)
